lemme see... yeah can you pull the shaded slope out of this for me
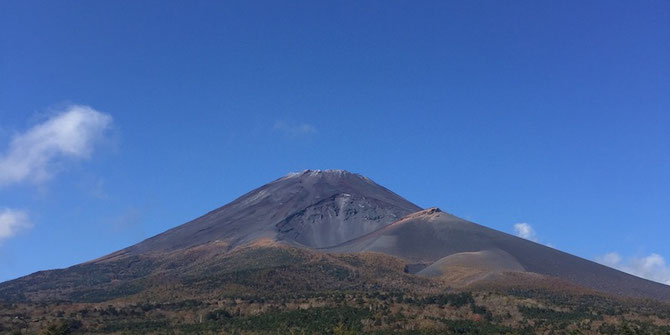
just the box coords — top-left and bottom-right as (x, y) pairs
(329, 208), (670, 300)
(276, 192), (411, 248)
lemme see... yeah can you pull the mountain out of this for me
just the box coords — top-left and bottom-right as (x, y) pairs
(2, 170), (670, 334)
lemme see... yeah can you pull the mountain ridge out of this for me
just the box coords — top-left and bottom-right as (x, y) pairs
(105, 169), (421, 258)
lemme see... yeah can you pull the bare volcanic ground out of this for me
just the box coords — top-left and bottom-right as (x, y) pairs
(105, 170), (421, 258)
(327, 207), (670, 301)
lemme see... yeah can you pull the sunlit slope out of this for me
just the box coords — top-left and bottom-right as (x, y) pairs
(329, 208), (670, 300)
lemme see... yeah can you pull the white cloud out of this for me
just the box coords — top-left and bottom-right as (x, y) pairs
(273, 121), (317, 137)
(0, 208), (32, 243)
(597, 252), (670, 285)
(0, 105), (112, 187)
(601, 252), (622, 265)
(514, 222), (538, 242)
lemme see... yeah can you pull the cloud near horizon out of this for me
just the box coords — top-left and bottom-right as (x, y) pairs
(273, 121), (317, 137)
(513, 222), (538, 242)
(597, 252), (670, 285)
(0, 105), (112, 187)
(0, 208), (31, 243)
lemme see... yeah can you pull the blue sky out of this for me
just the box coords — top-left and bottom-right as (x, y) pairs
(1, 1), (669, 284)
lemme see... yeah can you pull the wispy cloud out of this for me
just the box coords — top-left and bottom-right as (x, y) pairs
(105, 207), (145, 233)
(0, 208), (31, 243)
(596, 252), (670, 285)
(512, 222), (555, 248)
(0, 105), (112, 187)
(513, 222), (538, 242)
(273, 121), (317, 137)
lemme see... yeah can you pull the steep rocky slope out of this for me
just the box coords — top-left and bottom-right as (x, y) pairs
(106, 170), (421, 258)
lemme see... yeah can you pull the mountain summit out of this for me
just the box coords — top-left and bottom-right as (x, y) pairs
(114, 169), (421, 257)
